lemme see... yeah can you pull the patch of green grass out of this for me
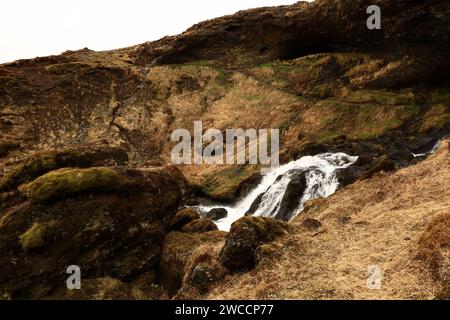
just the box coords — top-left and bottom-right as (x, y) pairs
(311, 92), (421, 142)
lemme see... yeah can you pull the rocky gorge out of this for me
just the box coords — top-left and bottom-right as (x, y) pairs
(0, 0), (449, 300)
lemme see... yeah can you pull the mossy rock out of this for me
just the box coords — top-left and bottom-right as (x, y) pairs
(18, 167), (127, 202)
(219, 216), (291, 272)
(19, 222), (55, 252)
(160, 231), (227, 295)
(200, 165), (259, 201)
(0, 145), (128, 192)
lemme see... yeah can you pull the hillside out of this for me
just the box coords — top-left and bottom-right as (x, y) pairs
(0, 0), (449, 300)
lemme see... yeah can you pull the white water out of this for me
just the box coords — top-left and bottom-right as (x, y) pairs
(196, 153), (358, 231)
(411, 139), (442, 158)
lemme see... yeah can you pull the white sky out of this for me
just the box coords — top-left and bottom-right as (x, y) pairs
(0, 0), (308, 64)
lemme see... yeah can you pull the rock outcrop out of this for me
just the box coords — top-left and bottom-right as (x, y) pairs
(159, 231), (227, 295)
(219, 217), (291, 272)
(0, 164), (182, 299)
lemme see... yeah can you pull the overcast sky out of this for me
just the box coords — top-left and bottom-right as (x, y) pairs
(0, 0), (311, 63)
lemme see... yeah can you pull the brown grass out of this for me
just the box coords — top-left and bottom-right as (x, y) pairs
(417, 213), (450, 280)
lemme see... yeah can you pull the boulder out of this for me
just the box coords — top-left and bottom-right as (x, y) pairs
(181, 218), (218, 233)
(245, 193), (264, 216)
(159, 231), (227, 294)
(169, 208), (200, 231)
(219, 216), (291, 272)
(0, 145), (128, 192)
(205, 208), (228, 221)
(0, 166), (182, 299)
(18, 167), (127, 203)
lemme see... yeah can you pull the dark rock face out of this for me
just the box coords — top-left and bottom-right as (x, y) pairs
(181, 218), (218, 233)
(0, 145), (128, 192)
(245, 193), (264, 216)
(0, 166), (182, 299)
(245, 170), (306, 221)
(274, 170), (307, 221)
(238, 172), (263, 198)
(169, 208), (200, 231)
(133, 0), (450, 70)
(205, 208), (228, 221)
(219, 217), (291, 272)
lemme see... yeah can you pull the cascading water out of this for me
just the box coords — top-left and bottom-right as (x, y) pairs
(196, 153), (358, 231)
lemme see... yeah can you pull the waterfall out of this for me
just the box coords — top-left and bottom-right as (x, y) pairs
(196, 152), (358, 231)
(412, 139), (442, 158)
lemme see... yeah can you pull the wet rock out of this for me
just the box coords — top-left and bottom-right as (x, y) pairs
(245, 193), (264, 216)
(205, 208), (227, 221)
(181, 218), (218, 233)
(274, 170), (307, 221)
(185, 198), (200, 206)
(245, 169), (306, 220)
(238, 172), (263, 198)
(169, 208), (200, 231)
(219, 216), (291, 272)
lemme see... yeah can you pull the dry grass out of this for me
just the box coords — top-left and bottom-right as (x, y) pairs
(417, 213), (450, 281)
(203, 140), (450, 299)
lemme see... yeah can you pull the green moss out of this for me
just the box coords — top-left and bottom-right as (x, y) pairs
(233, 216), (291, 241)
(244, 95), (259, 101)
(201, 165), (258, 200)
(0, 147), (127, 192)
(19, 167), (125, 202)
(19, 223), (51, 252)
